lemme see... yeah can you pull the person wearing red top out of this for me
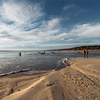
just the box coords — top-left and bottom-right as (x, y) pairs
(83, 49), (86, 58)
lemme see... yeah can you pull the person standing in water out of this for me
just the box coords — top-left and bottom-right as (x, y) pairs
(83, 49), (86, 58)
(86, 50), (89, 58)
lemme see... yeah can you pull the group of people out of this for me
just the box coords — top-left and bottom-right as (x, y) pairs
(83, 49), (88, 58)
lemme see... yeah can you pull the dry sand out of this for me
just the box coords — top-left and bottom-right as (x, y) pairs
(0, 57), (100, 100)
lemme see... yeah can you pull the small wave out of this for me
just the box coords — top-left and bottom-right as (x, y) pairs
(0, 68), (31, 77)
(0, 68), (54, 77)
(21, 69), (55, 74)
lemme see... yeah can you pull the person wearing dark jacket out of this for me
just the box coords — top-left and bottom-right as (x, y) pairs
(86, 50), (89, 58)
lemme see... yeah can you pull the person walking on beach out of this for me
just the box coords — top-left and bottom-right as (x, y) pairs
(86, 50), (88, 58)
(83, 49), (86, 58)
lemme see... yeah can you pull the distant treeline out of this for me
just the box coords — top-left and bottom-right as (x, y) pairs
(67, 45), (100, 50)
(47, 45), (100, 51)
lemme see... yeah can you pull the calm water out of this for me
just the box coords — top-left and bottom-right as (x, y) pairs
(0, 51), (100, 74)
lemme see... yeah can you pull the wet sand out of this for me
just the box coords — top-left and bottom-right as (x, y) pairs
(1, 57), (100, 100)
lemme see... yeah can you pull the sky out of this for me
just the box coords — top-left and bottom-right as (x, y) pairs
(0, 0), (100, 50)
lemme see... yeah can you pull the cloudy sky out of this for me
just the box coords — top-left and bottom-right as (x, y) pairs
(0, 0), (100, 50)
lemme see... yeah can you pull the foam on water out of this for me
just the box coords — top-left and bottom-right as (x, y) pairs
(56, 58), (71, 70)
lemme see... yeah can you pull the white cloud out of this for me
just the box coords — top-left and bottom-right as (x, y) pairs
(68, 24), (100, 38)
(53, 24), (100, 40)
(46, 18), (61, 30)
(63, 4), (75, 10)
(0, 38), (14, 43)
(67, 39), (73, 41)
(63, 4), (88, 17)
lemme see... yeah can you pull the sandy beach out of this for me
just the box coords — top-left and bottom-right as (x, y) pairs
(0, 57), (100, 100)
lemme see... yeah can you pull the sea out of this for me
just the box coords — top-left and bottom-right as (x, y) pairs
(0, 50), (100, 75)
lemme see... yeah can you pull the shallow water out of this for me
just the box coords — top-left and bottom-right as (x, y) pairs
(0, 51), (100, 74)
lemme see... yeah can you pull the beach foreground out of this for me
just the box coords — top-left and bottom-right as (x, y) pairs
(0, 58), (100, 100)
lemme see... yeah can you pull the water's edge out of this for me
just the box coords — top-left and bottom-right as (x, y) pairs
(0, 58), (71, 77)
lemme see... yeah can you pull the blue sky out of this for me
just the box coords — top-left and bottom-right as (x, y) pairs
(0, 0), (100, 50)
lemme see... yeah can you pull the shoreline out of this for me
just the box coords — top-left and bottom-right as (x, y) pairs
(0, 68), (54, 77)
(0, 57), (72, 77)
